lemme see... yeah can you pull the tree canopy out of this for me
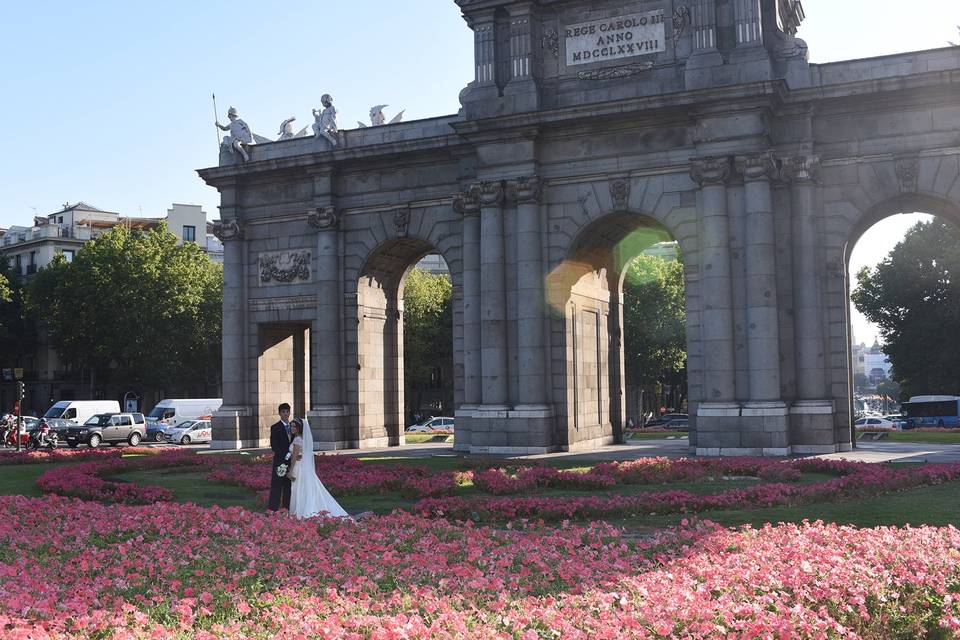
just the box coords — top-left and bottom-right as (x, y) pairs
(622, 253), (686, 389)
(28, 225), (222, 395)
(0, 259), (36, 365)
(851, 219), (960, 399)
(402, 266), (453, 414)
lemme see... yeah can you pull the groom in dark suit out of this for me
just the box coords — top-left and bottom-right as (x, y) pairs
(268, 402), (293, 511)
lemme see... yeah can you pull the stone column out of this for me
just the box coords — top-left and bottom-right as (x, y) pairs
(510, 177), (547, 407)
(211, 207), (250, 449)
(782, 155), (826, 399)
(690, 157), (737, 405)
(305, 206), (348, 448)
(735, 152), (782, 403)
(782, 155), (835, 452)
(453, 188), (482, 406)
(479, 180), (509, 407)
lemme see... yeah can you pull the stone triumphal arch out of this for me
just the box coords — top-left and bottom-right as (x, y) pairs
(199, 0), (960, 455)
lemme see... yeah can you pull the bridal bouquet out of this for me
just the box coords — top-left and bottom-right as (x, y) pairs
(276, 463), (288, 478)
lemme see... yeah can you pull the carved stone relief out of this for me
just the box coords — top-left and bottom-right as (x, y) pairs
(259, 250), (312, 285)
(394, 206), (411, 237)
(895, 156), (919, 193)
(608, 177), (631, 211)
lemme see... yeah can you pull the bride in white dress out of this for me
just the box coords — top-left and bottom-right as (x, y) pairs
(287, 418), (349, 519)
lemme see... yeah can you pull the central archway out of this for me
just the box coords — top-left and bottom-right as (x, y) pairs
(547, 211), (687, 449)
(349, 237), (455, 447)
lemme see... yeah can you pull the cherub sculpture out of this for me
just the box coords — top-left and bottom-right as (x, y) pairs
(312, 94), (338, 147)
(357, 104), (405, 128)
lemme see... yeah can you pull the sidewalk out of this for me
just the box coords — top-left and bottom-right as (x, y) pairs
(210, 438), (960, 464)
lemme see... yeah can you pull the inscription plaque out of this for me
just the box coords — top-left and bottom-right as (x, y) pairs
(565, 11), (665, 67)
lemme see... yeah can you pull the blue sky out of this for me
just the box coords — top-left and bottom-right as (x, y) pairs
(1, 1), (957, 338)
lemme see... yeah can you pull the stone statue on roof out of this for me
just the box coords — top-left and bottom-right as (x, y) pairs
(277, 116), (308, 140)
(312, 94), (338, 147)
(357, 104), (405, 128)
(216, 106), (253, 161)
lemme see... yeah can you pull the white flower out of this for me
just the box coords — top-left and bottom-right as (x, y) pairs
(276, 463), (288, 478)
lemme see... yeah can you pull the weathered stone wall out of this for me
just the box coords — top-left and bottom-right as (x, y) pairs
(199, 1), (960, 456)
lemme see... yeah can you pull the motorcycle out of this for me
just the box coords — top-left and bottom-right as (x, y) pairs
(25, 422), (58, 450)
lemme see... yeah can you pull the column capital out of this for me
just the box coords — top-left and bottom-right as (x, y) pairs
(212, 217), (245, 241)
(734, 152), (778, 182)
(779, 154), (821, 184)
(690, 156), (732, 186)
(452, 187), (481, 217)
(506, 176), (543, 204)
(479, 180), (505, 207)
(307, 206), (339, 230)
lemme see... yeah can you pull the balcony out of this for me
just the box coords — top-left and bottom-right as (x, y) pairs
(0, 224), (92, 248)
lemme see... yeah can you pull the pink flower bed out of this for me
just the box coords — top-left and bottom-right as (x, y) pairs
(0, 446), (159, 466)
(0, 495), (958, 638)
(36, 449), (214, 504)
(415, 459), (960, 521)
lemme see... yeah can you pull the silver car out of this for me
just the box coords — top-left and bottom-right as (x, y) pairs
(163, 419), (212, 445)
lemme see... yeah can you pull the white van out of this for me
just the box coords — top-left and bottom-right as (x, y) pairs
(146, 398), (222, 428)
(43, 400), (121, 429)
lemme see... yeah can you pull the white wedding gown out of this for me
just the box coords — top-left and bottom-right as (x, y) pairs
(288, 418), (349, 519)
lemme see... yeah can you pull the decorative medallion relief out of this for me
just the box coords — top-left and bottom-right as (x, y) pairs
(259, 250), (311, 285)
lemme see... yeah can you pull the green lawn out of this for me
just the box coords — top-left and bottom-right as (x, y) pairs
(627, 432), (688, 440)
(5, 455), (960, 531)
(882, 431), (960, 444)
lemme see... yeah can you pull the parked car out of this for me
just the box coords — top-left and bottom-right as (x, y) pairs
(146, 398), (221, 429)
(163, 419), (212, 445)
(883, 414), (909, 429)
(406, 417), (455, 433)
(62, 412), (147, 448)
(854, 416), (899, 430)
(146, 422), (171, 442)
(644, 413), (689, 429)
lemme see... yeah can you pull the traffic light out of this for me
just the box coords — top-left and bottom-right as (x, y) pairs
(17, 381), (25, 401)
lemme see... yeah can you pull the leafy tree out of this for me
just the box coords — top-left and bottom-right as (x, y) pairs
(623, 254), (687, 412)
(402, 267), (453, 417)
(28, 225), (222, 396)
(0, 260), (36, 365)
(851, 219), (960, 398)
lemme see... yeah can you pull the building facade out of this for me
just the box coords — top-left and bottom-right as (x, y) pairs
(0, 201), (220, 413)
(199, 0), (960, 456)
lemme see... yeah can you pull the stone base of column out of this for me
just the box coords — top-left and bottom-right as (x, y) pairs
(789, 400), (840, 454)
(211, 405), (265, 449)
(455, 405), (559, 455)
(307, 405), (352, 451)
(696, 401), (792, 456)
